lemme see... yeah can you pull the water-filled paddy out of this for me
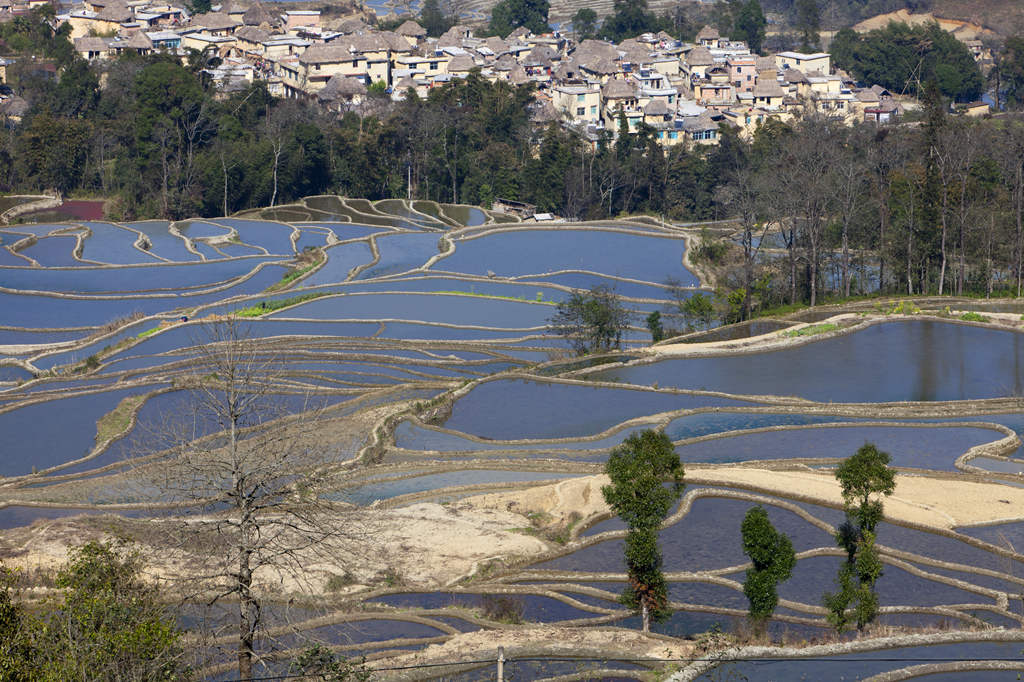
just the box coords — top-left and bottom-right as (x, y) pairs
(675, 425), (1001, 470)
(343, 470), (582, 504)
(8, 204), (1024, 672)
(0, 257), (279, 294)
(696, 640), (1024, 681)
(594, 321), (1024, 402)
(357, 232), (442, 279)
(270, 292), (554, 328)
(16, 235), (83, 267)
(0, 385), (154, 476)
(435, 229), (698, 285)
(79, 222), (162, 265)
(444, 379), (752, 440)
(127, 221), (199, 262)
(208, 218), (295, 254)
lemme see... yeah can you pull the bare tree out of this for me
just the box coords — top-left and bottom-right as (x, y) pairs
(996, 122), (1024, 296)
(134, 321), (365, 680)
(716, 165), (768, 320)
(770, 117), (837, 306)
(830, 126), (870, 299)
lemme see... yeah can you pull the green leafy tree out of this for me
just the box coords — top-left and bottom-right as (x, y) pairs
(740, 505), (796, 624)
(572, 8), (598, 40)
(794, 0), (819, 51)
(676, 291), (716, 331)
(836, 442), (896, 533)
(824, 443), (896, 632)
(15, 113), (91, 193)
(731, 0), (766, 54)
(830, 23), (982, 102)
(997, 36), (1024, 109)
(486, 0), (549, 37)
(36, 541), (187, 681)
(548, 285), (630, 355)
(420, 0), (452, 37)
(602, 430), (685, 632)
(645, 310), (664, 342)
(0, 565), (34, 681)
(600, 0), (663, 43)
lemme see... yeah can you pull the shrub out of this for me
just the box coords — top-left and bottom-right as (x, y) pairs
(481, 594), (524, 624)
(960, 311), (989, 323)
(691, 228), (730, 265)
(325, 572), (356, 592)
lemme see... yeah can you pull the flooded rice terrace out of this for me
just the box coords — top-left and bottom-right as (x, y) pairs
(2, 196), (1024, 680)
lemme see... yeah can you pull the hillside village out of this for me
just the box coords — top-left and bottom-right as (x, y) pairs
(0, 0), (991, 146)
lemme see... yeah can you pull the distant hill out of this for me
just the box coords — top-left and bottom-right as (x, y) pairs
(852, 9), (995, 40)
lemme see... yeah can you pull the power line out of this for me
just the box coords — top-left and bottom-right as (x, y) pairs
(224, 655), (1024, 681)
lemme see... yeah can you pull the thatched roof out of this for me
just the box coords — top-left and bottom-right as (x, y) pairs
(644, 99), (670, 115)
(242, 3), (277, 27)
(581, 57), (618, 75)
(192, 11), (240, 31)
(448, 54), (476, 72)
(602, 78), (635, 99)
(396, 20), (425, 37)
(95, 0), (131, 22)
(686, 46), (713, 67)
(124, 31), (153, 49)
(74, 36), (110, 52)
(574, 39), (618, 62)
(319, 74), (367, 100)
(696, 25), (719, 41)
(753, 79), (784, 98)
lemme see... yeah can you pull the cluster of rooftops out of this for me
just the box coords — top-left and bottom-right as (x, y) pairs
(8, 0), (914, 144)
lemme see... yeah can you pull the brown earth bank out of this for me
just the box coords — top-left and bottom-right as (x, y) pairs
(7, 466), (1024, 597)
(372, 626), (693, 678)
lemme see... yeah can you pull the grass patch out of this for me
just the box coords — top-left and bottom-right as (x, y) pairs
(233, 292), (329, 318)
(136, 325), (163, 339)
(433, 290), (555, 306)
(784, 323), (839, 338)
(960, 311), (989, 323)
(265, 248), (325, 293)
(95, 394), (147, 445)
(324, 572), (356, 592)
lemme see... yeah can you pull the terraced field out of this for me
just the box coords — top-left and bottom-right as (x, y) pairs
(3, 196), (1024, 680)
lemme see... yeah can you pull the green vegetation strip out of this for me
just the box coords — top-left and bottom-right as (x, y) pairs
(94, 394), (147, 445)
(433, 290), (555, 305)
(266, 250), (326, 293)
(234, 292), (330, 317)
(784, 323), (839, 338)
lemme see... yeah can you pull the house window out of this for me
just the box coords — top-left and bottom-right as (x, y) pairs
(576, 107), (585, 115)
(429, 61), (437, 70)
(315, 64), (320, 70)
(576, 93), (584, 102)
(668, 95), (674, 103)
(669, 131), (677, 139)
(658, 131), (664, 139)
(746, 75), (751, 81)
(590, 105), (597, 114)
